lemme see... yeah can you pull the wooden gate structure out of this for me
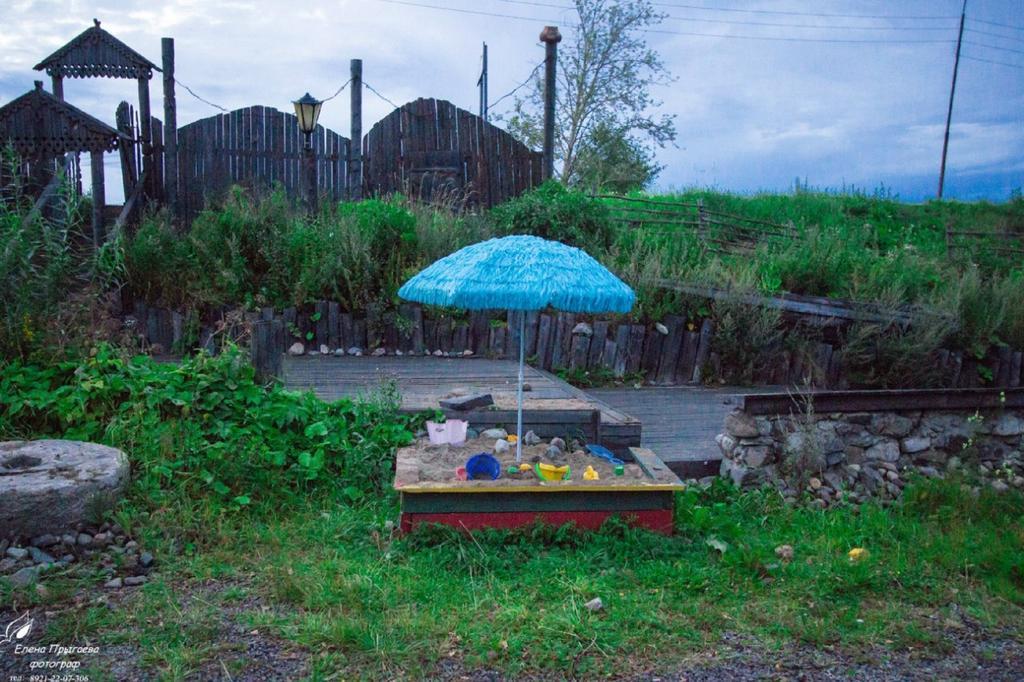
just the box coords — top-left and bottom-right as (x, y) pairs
(362, 97), (542, 208)
(3, 21), (544, 234)
(176, 105), (350, 219)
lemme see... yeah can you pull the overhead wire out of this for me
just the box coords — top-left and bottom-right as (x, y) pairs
(174, 77), (230, 112)
(489, 60), (544, 111)
(495, 0), (960, 30)
(374, 0), (956, 44)
(961, 54), (1023, 69)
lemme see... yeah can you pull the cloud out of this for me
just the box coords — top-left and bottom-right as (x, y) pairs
(0, 0), (1020, 202)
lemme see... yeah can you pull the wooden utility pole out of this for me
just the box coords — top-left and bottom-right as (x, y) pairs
(540, 25), (561, 181)
(478, 42), (488, 122)
(162, 37), (178, 216)
(938, 0), (966, 199)
(90, 150), (105, 247)
(137, 75), (152, 197)
(349, 58), (363, 200)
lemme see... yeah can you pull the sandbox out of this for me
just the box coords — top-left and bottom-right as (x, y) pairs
(394, 436), (685, 534)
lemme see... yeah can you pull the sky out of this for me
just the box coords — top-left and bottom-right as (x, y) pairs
(1, 0), (1022, 203)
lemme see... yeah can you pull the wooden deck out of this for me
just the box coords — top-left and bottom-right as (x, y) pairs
(282, 356), (641, 455)
(588, 386), (784, 478)
(281, 355), (777, 479)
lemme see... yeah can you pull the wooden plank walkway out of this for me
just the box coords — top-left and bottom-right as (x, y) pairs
(282, 355), (781, 478)
(588, 386), (784, 477)
(282, 356), (640, 452)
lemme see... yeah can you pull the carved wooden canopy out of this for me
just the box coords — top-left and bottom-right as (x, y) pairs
(34, 20), (158, 80)
(0, 82), (125, 155)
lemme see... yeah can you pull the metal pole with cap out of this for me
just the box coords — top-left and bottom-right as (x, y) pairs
(539, 25), (561, 182)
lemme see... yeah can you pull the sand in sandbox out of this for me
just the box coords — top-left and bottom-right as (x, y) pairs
(395, 436), (648, 488)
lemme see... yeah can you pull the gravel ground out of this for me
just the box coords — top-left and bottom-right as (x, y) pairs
(3, 589), (1021, 681)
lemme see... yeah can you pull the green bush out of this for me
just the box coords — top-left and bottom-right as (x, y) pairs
(492, 181), (613, 251)
(0, 345), (415, 509)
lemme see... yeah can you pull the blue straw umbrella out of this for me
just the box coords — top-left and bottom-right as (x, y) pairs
(398, 235), (635, 462)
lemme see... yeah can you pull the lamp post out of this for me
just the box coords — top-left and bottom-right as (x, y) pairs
(293, 92), (323, 210)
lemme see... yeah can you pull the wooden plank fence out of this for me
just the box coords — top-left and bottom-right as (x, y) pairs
(121, 299), (1024, 393)
(363, 98), (542, 208)
(176, 105), (349, 218)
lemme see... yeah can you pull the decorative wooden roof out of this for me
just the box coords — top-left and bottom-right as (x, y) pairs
(34, 19), (157, 80)
(0, 82), (124, 155)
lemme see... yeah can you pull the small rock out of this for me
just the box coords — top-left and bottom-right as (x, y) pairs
(584, 597), (604, 612)
(333, 348), (345, 356)
(545, 445), (564, 461)
(465, 428), (479, 440)
(774, 544), (794, 561)
(372, 347), (387, 356)
(60, 554), (75, 564)
(572, 322), (593, 337)
(432, 349), (444, 357)
(523, 430), (542, 446)
(287, 342), (305, 356)
(549, 437), (566, 453)
(317, 344), (329, 355)
(347, 347), (362, 356)
(0, 539), (7, 554)
(123, 575), (148, 586)
(6, 547), (29, 560)
(77, 533), (93, 546)
(481, 428), (508, 439)
(494, 439), (511, 455)
(104, 577), (123, 589)
(308, 349), (319, 356)
(462, 349), (474, 357)
(0, 558), (18, 573)
(31, 534), (59, 548)
(28, 547), (55, 564)
(808, 477), (822, 490)
(725, 411), (760, 439)
(125, 540), (139, 551)
(140, 552), (154, 568)
(522, 382), (532, 392)
(395, 350), (404, 356)
(991, 479), (1010, 493)
(655, 322), (669, 335)
(900, 437), (931, 454)
(61, 533), (77, 546)
(92, 532), (111, 547)
(8, 566), (41, 587)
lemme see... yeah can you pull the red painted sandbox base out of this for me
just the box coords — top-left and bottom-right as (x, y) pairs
(401, 509), (674, 534)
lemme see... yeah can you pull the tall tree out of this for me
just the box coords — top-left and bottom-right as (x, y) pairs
(506, 0), (676, 188)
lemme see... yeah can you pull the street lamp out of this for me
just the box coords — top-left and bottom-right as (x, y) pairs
(293, 92), (323, 209)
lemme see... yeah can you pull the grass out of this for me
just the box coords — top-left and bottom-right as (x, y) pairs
(4, 476), (1023, 679)
(2, 352), (1022, 677)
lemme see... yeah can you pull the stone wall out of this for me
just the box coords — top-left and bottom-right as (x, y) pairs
(716, 405), (1024, 506)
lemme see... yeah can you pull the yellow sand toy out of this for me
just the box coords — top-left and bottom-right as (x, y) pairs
(534, 462), (571, 481)
(582, 465), (599, 481)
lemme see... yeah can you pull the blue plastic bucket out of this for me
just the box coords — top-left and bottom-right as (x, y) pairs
(465, 453), (502, 481)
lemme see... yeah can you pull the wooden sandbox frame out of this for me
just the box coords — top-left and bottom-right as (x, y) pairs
(395, 446), (685, 535)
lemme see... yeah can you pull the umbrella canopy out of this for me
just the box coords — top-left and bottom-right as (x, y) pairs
(398, 235), (635, 313)
(399, 235), (635, 464)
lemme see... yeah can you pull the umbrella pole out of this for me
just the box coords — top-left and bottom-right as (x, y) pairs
(516, 312), (525, 463)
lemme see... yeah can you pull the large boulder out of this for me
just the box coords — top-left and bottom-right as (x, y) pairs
(0, 440), (128, 539)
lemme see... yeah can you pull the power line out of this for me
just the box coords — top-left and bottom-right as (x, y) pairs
(644, 1), (957, 21)
(321, 78), (352, 103)
(495, 0), (959, 30)
(174, 77), (229, 112)
(363, 81), (401, 110)
(964, 40), (1024, 55)
(962, 54), (1024, 69)
(375, 0), (955, 45)
(965, 27), (1024, 45)
(971, 16), (1024, 32)
(489, 60), (545, 112)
